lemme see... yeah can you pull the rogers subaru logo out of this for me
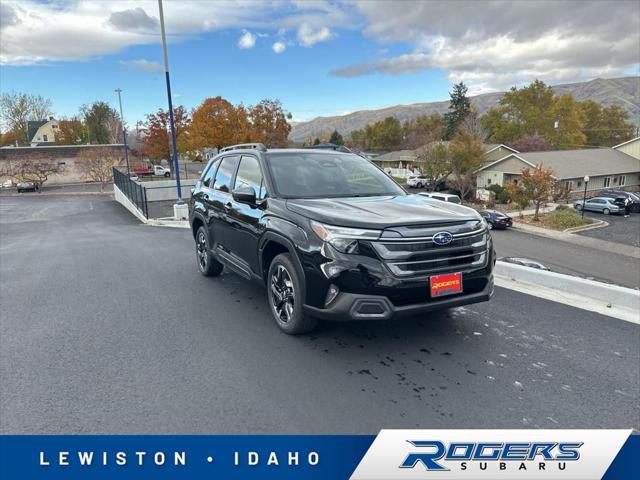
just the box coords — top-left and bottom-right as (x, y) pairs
(400, 440), (583, 472)
(433, 232), (453, 245)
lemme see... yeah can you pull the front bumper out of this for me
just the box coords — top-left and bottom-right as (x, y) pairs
(304, 274), (494, 321)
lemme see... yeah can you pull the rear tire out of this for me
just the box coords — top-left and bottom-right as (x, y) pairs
(267, 253), (317, 335)
(164, 172), (170, 177)
(195, 226), (223, 277)
(575, 204), (583, 210)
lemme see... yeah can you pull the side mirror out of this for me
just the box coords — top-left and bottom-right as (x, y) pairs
(232, 186), (256, 206)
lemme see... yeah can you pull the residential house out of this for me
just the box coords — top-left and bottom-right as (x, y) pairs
(476, 148), (640, 197)
(483, 144), (519, 162)
(28, 118), (59, 146)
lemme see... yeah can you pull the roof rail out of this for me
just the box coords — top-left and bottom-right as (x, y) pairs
(219, 143), (267, 153)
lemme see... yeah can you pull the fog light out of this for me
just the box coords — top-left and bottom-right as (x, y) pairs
(325, 284), (340, 306)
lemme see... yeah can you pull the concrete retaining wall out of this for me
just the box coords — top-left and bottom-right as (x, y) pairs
(494, 261), (639, 324)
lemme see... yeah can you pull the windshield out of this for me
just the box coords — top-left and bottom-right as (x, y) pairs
(267, 152), (406, 198)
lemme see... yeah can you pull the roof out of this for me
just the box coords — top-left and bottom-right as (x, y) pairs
(27, 120), (47, 142)
(374, 149), (417, 162)
(479, 148), (640, 179)
(483, 143), (519, 155)
(613, 136), (639, 149)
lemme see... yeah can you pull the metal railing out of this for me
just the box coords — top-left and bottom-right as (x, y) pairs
(113, 167), (148, 218)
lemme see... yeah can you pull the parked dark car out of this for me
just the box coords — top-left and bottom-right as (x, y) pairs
(594, 190), (640, 213)
(189, 143), (495, 334)
(479, 209), (512, 229)
(16, 181), (39, 193)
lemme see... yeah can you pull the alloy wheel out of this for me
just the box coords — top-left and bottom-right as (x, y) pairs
(196, 231), (208, 271)
(270, 264), (295, 323)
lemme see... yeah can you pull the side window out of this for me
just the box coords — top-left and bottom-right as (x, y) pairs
(234, 155), (266, 200)
(202, 159), (219, 188)
(213, 155), (240, 193)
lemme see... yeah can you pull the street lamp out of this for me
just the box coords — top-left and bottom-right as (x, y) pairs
(157, 0), (186, 218)
(114, 88), (130, 176)
(581, 175), (589, 218)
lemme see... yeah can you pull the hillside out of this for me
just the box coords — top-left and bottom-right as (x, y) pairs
(289, 77), (639, 143)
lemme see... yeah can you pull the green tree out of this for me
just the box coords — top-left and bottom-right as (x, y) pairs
(550, 95), (586, 148)
(402, 113), (444, 148)
(81, 101), (121, 144)
(581, 100), (635, 147)
(449, 129), (485, 200)
(329, 129), (344, 145)
(415, 141), (451, 183)
(444, 82), (471, 140)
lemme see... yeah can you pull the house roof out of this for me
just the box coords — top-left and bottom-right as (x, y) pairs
(484, 143), (519, 155)
(27, 120), (47, 143)
(613, 136), (639, 149)
(479, 148), (640, 179)
(374, 149), (417, 162)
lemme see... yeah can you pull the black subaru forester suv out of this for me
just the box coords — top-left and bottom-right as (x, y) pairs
(189, 143), (495, 334)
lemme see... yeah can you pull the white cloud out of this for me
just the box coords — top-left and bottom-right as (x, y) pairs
(120, 58), (162, 73)
(272, 41), (286, 54)
(0, 1), (348, 65)
(297, 23), (333, 47)
(332, 0), (640, 92)
(237, 30), (256, 49)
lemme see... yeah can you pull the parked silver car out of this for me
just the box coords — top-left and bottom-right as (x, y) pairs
(574, 197), (621, 215)
(16, 181), (39, 193)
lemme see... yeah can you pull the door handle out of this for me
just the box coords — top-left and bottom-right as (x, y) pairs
(203, 193), (209, 200)
(224, 202), (233, 211)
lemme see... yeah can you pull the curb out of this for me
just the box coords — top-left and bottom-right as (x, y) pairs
(0, 192), (112, 197)
(564, 219), (608, 233)
(494, 261), (640, 324)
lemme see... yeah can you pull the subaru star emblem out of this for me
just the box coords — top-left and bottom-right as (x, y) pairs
(433, 231), (453, 246)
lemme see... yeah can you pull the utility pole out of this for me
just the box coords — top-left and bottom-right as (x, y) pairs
(114, 88), (130, 176)
(158, 0), (185, 215)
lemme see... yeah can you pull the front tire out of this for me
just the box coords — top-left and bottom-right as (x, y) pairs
(164, 172), (170, 177)
(603, 208), (610, 215)
(575, 204), (583, 210)
(195, 226), (223, 277)
(267, 253), (317, 335)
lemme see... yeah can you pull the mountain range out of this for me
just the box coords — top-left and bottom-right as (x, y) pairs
(289, 77), (639, 143)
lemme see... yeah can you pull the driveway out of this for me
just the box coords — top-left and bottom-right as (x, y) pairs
(1, 195), (638, 434)
(578, 212), (640, 248)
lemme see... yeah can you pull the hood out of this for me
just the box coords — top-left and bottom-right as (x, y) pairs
(286, 194), (481, 229)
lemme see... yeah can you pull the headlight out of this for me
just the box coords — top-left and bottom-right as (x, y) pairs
(310, 221), (381, 253)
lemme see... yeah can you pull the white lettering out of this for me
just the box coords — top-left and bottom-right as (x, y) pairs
(78, 452), (93, 465)
(288, 451), (299, 465)
(308, 452), (319, 466)
(59, 452), (69, 466)
(267, 452), (279, 466)
(234, 451), (239, 465)
(116, 452), (126, 465)
(39, 452), (50, 466)
(135, 452), (146, 465)
(154, 452), (165, 465)
(248, 452), (259, 466)
(174, 451), (186, 466)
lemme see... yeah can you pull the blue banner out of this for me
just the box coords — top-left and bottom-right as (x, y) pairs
(1, 432), (637, 479)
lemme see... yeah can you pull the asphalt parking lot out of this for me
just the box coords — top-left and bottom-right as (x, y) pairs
(1, 195), (638, 434)
(579, 211), (640, 248)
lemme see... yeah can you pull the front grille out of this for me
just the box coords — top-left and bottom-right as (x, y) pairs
(371, 223), (488, 277)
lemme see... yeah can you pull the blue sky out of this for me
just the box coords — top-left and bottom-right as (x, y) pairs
(1, 1), (638, 126)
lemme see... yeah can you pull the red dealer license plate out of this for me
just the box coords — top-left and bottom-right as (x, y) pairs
(430, 272), (463, 298)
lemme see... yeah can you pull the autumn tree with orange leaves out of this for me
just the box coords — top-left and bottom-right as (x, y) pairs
(506, 165), (556, 221)
(189, 97), (251, 151)
(249, 99), (292, 148)
(142, 106), (191, 163)
(55, 117), (88, 145)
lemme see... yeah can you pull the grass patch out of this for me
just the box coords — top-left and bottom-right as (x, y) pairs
(392, 176), (406, 184)
(518, 207), (593, 230)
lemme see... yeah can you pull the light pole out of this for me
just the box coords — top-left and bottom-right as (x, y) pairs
(157, 0), (184, 211)
(114, 88), (130, 176)
(581, 175), (589, 218)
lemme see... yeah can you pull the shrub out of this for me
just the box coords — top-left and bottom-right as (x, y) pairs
(487, 184), (510, 203)
(545, 208), (590, 229)
(555, 204), (570, 211)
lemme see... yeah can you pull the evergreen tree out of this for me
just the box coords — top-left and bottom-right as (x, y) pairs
(329, 129), (344, 145)
(444, 82), (471, 140)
